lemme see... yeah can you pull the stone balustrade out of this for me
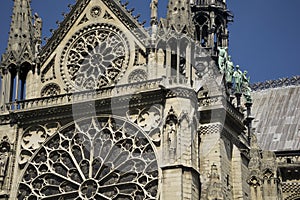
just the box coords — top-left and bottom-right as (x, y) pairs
(4, 78), (164, 112)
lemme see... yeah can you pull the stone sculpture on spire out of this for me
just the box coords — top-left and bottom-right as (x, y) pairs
(150, 0), (158, 25)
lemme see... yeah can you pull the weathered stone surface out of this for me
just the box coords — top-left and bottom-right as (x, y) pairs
(0, 0), (298, 199)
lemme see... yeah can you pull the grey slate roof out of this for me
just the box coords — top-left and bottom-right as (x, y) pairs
(251, 85), (300, 151)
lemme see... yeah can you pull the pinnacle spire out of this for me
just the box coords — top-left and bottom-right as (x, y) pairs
(166, 0), (194, 35)
(1, 0), (40, 67)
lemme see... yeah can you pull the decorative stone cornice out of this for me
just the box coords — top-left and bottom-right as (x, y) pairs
(198, 95), (244, 123)
(251, 76), (300, 91)
(166, 88), (197, 100)
(282, 182), (300, 195)
(3, 79), (166, 126)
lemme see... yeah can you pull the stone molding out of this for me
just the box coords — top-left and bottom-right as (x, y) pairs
(198, 123), (222, 135)
(282, 182), (300, 194)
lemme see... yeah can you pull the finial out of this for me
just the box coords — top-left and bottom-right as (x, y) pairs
(128, 8), (135, 13)
(122, 1), (129, 7)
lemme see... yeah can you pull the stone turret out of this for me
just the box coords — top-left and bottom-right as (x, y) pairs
(192, 0), (233, 52)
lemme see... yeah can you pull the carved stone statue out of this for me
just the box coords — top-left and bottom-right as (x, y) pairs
(157, 48), (165, 67)
(165, 107), (178, 163)
(0, 136), (10, 188)
(34, 13), (43, 55)
(225, 55), (234, 83)
(167, 120), (177, 150)
(150, 0), (158, 22)
(207, 164), (223, 200)
(233, 65), (243, 93)
(148, 51), (156, 67)
(34, 13), (42, 41)
(217, 47), (228, 73)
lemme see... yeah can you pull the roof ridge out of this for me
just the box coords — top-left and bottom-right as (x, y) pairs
(251, 75), (300, 91)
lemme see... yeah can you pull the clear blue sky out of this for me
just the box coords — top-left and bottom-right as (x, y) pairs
(0, 0), (299, 82)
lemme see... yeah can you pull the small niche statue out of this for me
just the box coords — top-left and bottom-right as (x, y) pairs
(165, 107), (178, 163)
(0, 136), (11, 188)
(148, 51), (156, 67)
(233, 65), (243, 93)
(217, 47), (228, 73)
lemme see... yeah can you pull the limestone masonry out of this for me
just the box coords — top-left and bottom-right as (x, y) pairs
(0, 0), (299, 199)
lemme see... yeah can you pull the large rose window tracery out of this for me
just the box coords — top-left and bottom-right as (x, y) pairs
(61, 24), (130, 90)
(18, 116), (158, 200)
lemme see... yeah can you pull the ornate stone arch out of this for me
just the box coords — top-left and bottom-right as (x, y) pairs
(128, 69), (147, 83)
(17, 116), (159, 200)
(41, 83), (61, 97)
(193, 12), (209, 45)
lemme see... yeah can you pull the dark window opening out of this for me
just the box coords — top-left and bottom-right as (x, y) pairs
(171, 53), (177, 76)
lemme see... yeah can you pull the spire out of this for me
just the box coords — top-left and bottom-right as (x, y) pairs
(1, 0), (39, 67)
(166, 0), (194, 36)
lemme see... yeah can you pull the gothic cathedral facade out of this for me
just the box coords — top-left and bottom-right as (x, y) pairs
(0, 0), (298, 199)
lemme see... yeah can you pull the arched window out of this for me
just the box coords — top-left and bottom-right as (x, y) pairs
(179, 38), (189, 76)
(8, 65), (17, 102)
(168, 38), (178, 76)
(194, 13), (209, 47)
(215, 15), (224, 48)
(19, 62), (31, 100)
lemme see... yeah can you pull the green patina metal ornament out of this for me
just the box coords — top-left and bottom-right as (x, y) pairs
(242, 70), (252, 103)
(225, 55), (234, 84)
(233, 65), (243, 93)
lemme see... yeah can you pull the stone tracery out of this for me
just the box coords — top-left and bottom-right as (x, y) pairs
(18, 116), (158, 200)
(41, 83), (61, 97)
(61, 24), (130, 91)
(128, 69), (147, 83)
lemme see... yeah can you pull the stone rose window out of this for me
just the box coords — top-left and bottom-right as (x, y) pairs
(18, 116), (158, 200)
(60, 24), (131, 91)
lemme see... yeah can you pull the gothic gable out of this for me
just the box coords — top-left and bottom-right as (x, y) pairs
(39, 0), (150, 95)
